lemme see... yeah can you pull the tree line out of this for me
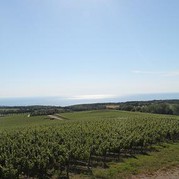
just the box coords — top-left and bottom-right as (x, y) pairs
(0, 100), (179, 116)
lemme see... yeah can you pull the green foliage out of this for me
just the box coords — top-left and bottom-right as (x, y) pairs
(93, 142), (179, 179)
(172, 104), (179, 115)
(0, 110), (179, 178)
(0, 106), (64, 116)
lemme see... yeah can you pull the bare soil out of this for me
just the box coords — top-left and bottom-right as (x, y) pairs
(48, 115), (64, 120)
(130, 166), (179, 179)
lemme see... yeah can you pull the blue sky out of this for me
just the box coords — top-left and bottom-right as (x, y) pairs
(0, 0), (179, 101)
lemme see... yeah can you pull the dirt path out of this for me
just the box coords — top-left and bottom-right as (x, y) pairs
(130, 167), (179, 179)
(48, 115), (64, 120)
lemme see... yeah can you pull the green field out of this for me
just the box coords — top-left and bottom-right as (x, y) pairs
(0, 114), (61, 130)
(0, 110), (179, 179)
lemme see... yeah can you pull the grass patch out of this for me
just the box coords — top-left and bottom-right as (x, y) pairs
(0, 114), (62, 131)
(91, 142), (179, 179)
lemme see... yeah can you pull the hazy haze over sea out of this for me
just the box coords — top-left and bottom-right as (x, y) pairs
(0, 93), (179, 106)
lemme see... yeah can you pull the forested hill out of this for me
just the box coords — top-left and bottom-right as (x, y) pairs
(67, 100), (179, 115)
(0, 99), (179, 116)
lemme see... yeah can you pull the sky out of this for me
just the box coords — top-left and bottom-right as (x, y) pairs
(0, 0), (179, 103)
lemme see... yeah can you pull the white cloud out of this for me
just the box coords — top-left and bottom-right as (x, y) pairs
(133, 70), (179, 77)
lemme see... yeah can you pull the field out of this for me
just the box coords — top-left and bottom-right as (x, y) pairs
(0, 114), (60, 130)
(0, 110), (179, 179)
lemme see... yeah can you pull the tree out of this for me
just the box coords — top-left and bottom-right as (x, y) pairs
(172, 104), (179, 115)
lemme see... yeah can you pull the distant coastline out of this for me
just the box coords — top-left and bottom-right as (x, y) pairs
(0, 93), (179, 106)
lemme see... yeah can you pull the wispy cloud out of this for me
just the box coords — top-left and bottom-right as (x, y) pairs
(164, 71), (179, 77)
(133, 70), (179, 77)
(68, 94), (116, 100)
(133, 70), (162, 75)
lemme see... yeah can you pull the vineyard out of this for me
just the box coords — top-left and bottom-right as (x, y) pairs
(0, 110), (179, 178)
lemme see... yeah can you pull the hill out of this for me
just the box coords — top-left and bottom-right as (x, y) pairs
(1, 99), (179, 116)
